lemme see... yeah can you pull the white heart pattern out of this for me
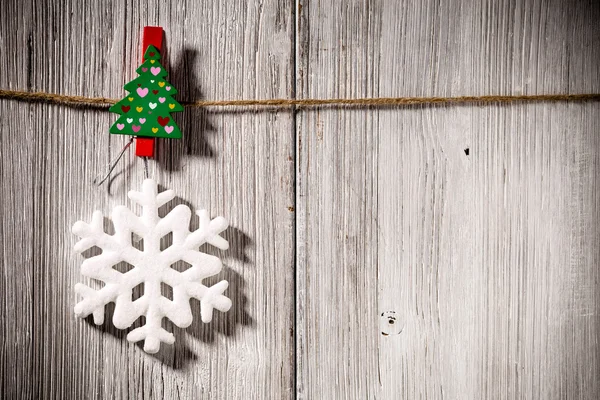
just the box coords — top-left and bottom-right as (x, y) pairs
(126, 118), (133, 123)
(149, 102), (157, 110)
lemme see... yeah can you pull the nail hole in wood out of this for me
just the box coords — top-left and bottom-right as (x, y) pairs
(380, 311), (404, 336)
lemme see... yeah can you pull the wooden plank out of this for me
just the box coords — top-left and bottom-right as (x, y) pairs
(375, 103), (600, 399)
(296, 0), (600, 398)
(0, 0), (295, 399)
(0, 4), (36, 399)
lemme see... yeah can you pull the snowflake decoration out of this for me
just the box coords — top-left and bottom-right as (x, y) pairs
(72, 179), (231, 353)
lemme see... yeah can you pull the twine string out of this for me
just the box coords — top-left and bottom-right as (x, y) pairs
(1, 89), (599, 109)
(4, 88), (598, 186)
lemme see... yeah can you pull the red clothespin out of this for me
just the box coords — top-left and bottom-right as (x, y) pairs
(135, 26), (164, 158)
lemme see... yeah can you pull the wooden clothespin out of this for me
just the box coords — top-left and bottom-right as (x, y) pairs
(135, 26), (163, 157)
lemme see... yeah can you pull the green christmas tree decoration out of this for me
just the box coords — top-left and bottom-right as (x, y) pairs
(109, 45), (184, 139)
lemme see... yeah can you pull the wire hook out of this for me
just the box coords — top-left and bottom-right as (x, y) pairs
(94, 137), (135, 186)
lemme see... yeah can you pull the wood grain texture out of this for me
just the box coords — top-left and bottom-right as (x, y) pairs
(0, 0), (295, 399)
(295, 0), (600, 399)
(1, 0), (600, 399)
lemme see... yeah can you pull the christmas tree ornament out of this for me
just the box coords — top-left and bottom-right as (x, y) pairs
(109, 45), (184, 140)
(73, 27), (231, 353)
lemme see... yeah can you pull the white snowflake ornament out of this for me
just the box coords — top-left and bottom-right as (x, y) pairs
(72, 179), (231, 353)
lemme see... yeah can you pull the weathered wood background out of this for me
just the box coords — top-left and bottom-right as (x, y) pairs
(1, 0), (598, 399)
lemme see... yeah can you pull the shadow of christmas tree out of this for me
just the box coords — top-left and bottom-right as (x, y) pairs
(157, 47), (217, 172)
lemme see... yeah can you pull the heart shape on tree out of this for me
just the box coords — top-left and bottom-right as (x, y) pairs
(137, 87), (149, 97)
(157, 116), (170, 126)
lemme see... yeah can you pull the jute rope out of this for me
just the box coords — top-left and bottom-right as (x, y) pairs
(0, 89), (599, 109)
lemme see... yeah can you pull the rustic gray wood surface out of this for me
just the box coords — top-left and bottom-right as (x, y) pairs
(0, 0), (295, 399)
(0, 0), (598, 399)
(295, 0), (600, 399)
